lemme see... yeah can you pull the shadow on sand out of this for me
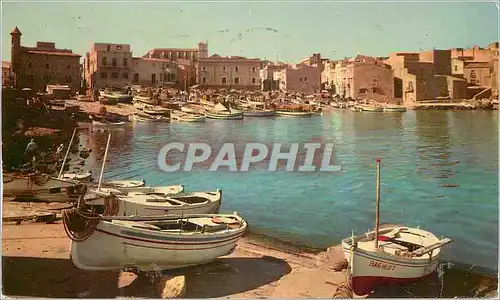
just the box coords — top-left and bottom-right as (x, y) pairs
(3, 255), (292, 298)
(2, 256), (120, 298)
(165, 256), (292, 298)
(367, 267), (498, 298)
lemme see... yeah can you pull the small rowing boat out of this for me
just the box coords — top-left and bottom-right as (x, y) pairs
(383, 105), (407, 112)
(65, 211), (247, 271)
(92, 120), (126, 127)
(243, 109), (276, 117)
(360, 105), (383, 112)
(341, 159), (453, 295)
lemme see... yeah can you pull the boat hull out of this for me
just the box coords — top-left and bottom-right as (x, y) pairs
(276, 111), (312, 117)
(342, 235), (441, 295)
(383, 107), (407, 112)
(243, 110), (276, 117)
(70, 215), (246, 271)
(205, 112), (243, 120)
(92, 121), (126, 127)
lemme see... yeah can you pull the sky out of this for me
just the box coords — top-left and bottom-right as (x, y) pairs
(1, 0), (498, 63)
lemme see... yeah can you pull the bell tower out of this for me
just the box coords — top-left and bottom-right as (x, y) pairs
(10, 26), (22, 83)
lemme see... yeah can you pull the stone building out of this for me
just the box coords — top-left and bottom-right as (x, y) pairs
(197, 55), (261, 89)
(385, 49), (466, 102)
(330, 56), (394, 102)
(143, 42), (208, 87)
(260, 62), (288, 91)
(83, 43), (133, 90)
(274, 64), (321, 94)
(131, 58), (178, 87)
(10, 27), (81, 92)
(2, 61), (13, 87)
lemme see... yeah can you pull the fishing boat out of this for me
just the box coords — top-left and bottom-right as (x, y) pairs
(3, 173), (87, 202)
(133, 94), (156, 105)
(61, 171), (93, 182)
(86, 189), (222, 217)
(143, 105), (169, 115)
(360, 105), (383, 112)
(205, 103), (243, 120)
(92, 120), (127, 127)
(383, 105), (407, 112)
(181, 104), (205, 114)
(243, 109), (276, 117)
(133, 101), (146, 110)
(276, 110), (313, 117)
(172, 111), (206, 123)
(341, 159), (453, 295)
(66, 212), (247, 271)
(99, 179), (146, 192)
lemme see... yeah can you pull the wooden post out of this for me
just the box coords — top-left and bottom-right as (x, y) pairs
(97, 133), (112, 191)
(374, 158), (381, 250)
(58, 128), (77, 179)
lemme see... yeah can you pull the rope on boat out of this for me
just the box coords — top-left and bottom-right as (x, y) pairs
(62, 194), (120, 242)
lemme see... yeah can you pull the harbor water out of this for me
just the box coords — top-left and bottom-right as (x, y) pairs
(82, 110), (498, 273)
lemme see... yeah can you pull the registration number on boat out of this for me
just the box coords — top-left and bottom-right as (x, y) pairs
(368, 260), (396, 271)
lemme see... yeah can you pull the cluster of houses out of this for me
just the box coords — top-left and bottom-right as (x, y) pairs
(3, 26), (498, 104)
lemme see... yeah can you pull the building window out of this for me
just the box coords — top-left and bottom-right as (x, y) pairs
(222, 77), (227, 84)
(107, 45), (110, 51)
(45, 64), (49, 69)
(112, 58), (117, 66)
(101, 72), (108, 79)
(117, 45), (123, 50)
(252, 67), (256, 72)
(223, 66), (226, 71)
(202, 77), (206, 84)
(304, 77), (308, 82)
(235, 67), (239, 72)
(123, 58), (128, 66)
(111, 72), (118, 79)
(470, 70), (476, 78)
(454, 65), (458, 72)
(234, 78), (239, 84)
(122, 72), (129, 79)
(203, 66), (206, 71)
(252, 78), (256, 84)
(67, 64), (71, 69)
(133, 73), (139, 82)
(102, 57), (107, 65)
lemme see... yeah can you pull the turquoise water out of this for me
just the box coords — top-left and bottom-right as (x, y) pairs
(82, 110), (498, 271)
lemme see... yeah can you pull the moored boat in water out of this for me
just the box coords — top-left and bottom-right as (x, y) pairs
(205, 103), (243, 120)
(341, 159), (453, 295)
(360, 105), (383, 112)
(383, 105), (407, 112)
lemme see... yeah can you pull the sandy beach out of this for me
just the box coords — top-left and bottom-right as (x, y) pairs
(2, 211), (497, 298)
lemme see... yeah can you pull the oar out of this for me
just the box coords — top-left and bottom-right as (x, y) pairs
(58, 128), (77, 179)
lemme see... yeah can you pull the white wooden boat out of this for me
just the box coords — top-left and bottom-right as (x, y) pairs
(99, 179), (146, 192)
(92, 120), (127, 127)
(341, 159), (453, 295)
(133, 101), (145, 110)
(276, 110), (313, 117)
(360, 105), (383, 112)
(172, 111), (206, 123)
(61, 171), (92, 182)
(181, 104), (205, 114)
(243, 109), (276, 117)
(383, 106), (407, 112)
(67, 212), (247, 271)
(133, 95), (155, 105)
(84, 185), (184, 201)
(2, 173), (87, 202)
(205, 104), (243, 120)
(143, 105), (169, 115)
(86, 189), (222, 217)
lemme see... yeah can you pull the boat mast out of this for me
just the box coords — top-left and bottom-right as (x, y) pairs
(58, 128), (77, 179)
(374, 158), (381, 250)
(97, 133), (112, 191)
